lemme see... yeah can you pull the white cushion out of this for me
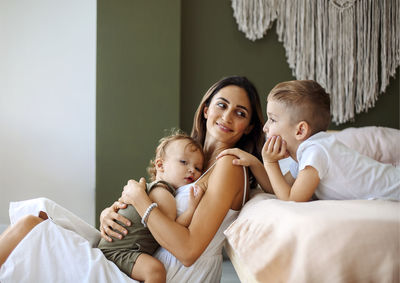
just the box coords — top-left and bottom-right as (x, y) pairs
(224, 192), (400, 283)
(334, 126), (400, 166)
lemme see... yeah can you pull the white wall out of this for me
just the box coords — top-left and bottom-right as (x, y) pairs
(0, 0), (96, 226)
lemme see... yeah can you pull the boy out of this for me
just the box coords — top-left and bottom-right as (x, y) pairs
(218, 80), (399, 201)
(98, 131), (205, 282)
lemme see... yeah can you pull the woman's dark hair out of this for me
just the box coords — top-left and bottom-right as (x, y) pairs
(191, 76), (265, 188)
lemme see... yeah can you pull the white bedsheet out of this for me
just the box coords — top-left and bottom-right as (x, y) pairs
(0, 198), (137, 283)
(224, 192), (400, 283)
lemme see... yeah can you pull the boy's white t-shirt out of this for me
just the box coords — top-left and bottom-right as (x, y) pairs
(289, 132), (400, 200)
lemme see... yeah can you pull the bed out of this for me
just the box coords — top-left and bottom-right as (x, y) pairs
(223, 126), (400, 283)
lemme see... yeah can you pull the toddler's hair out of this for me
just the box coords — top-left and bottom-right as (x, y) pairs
(268, 80), (331, 134)
(147, 129), (204, 181)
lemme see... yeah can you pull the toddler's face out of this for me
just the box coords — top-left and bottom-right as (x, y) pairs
(159, 139), (204, 189)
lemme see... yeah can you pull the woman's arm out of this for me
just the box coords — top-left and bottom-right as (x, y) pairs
(120, 156), (245, 266)
(99, 201), (131, 242)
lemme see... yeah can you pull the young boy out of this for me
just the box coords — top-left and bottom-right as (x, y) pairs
(218, 80), (400, 202)
(98, 131), (205, 282)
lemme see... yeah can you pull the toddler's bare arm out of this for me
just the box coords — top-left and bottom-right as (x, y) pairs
(176, 185), (204, 227)
(149, 186), (177, 221)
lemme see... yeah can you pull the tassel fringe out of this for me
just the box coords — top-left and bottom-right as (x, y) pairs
(231, 0), (400, 124)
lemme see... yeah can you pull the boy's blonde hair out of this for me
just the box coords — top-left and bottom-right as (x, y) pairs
(147, 129), (204, 181)
(268, 80), (331, 134)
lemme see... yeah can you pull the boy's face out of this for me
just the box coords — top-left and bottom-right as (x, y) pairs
(158, 139), (204, 189)
(263, 100), (298, 155)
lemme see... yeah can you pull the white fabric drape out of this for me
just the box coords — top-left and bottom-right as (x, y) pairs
(232, 0), (400, 124)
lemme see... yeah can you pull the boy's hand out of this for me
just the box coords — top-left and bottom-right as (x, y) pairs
(217, 148), (258, 167)
(262, 136), (289, 164)
(187, 185), (204, 210)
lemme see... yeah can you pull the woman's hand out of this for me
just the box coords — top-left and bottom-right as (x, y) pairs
(119, 178), (148, 207)
(217, 148), (258, 167)
(99, 201), (130, 242)
(262, 136), (289, 164)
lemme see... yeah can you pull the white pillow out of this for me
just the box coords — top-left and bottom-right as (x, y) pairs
(334, 126), (400, 167)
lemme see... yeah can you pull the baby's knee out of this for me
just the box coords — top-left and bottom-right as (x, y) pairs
(145, 259), (166, 282)
(132, 253), (166, 282)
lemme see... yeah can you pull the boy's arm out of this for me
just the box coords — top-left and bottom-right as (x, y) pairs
(263, 136), (319, 202)
(217, 148), (274, 193)
(176, 185), (204, 227)
(264, 163), (319, 201)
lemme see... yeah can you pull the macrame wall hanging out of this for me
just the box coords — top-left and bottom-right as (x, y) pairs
(232, 0), (400, 124)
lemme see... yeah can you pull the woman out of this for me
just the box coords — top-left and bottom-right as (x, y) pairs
(0, 76), (264, 282)
(100, 75), (265, 282)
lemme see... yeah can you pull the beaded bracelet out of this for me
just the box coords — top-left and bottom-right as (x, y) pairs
(141, 203), (158, 227)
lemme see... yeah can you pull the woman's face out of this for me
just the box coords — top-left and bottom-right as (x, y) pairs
(203, 85), (253, 147)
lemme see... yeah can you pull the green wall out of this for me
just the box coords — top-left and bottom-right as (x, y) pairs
(96, 0), (399, 222)
(96, 0), (181, 223)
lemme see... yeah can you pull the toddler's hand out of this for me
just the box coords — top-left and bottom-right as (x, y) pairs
(217, 148), (257, 167)
(262, 136), (289, 164)
(188, 185), (204, 210)
(119, 177), (147, 207)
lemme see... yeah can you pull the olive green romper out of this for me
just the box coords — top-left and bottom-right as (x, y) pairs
(98, 180), (175, 277)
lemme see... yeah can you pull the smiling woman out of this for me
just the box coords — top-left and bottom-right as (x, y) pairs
(99, 76), (266, 282)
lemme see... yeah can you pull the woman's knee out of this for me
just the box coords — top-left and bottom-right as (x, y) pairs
(16, 215), (44, 232)
(0, 215), (44, 267)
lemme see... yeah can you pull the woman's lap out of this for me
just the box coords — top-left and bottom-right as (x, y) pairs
(1, 199), (137, 283)
(0, 220), (136, 282)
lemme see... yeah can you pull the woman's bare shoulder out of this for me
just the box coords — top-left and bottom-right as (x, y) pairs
(214, 154), (242, 169)
(204, 155), (246, 209)
(210, 155), (245, 184)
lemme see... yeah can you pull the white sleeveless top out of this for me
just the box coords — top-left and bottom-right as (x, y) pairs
(154, 163), (248, 283)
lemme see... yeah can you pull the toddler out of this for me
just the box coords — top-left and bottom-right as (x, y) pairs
(98, 131), (204, 282)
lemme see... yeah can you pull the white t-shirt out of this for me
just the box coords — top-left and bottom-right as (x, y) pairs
(289, 132), (400, 200)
